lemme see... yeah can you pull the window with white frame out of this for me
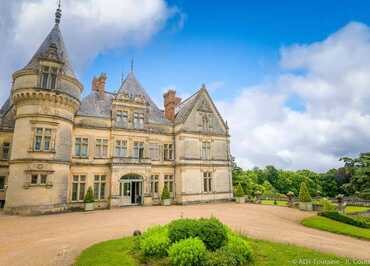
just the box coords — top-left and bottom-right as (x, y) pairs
(133, 112), (144, 129)
(94, 175), (106, 200)
(164, 175), (174, 194)
(203, 172), (212, 193)
(2, 142), (10, 160)
(75, 138), (88, 157)
(149, 144), (160, 161)
(40, 66), (58, 90)
(95, 139), (108, 158)
(72, 175), (86, 201)
(30, 173), (48, 185)
(164, 144), (174, 161)
(116, 110), (128, 127)
(201, 141), (211, 160)
(33, 128), (52, 152)
(115, 140), (127, 157)
(133, 142), (144, 159)
(150, 175), (159, 195)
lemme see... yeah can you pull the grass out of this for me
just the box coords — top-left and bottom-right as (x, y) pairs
(302, 215), (370, 241)
(345, 206), (370, 214)
(261, 200), (288, 206)
(75, 236), (369, 266)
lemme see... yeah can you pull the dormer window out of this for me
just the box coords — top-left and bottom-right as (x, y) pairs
(133, 113), (144, 129)
(40, 66), (58, 89)
(116, 111), (128, 128)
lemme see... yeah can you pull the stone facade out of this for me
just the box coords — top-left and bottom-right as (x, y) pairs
(0, 8), (232, 215)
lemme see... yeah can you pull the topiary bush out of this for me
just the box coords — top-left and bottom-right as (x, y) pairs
(139, 225), (169, 257)
(168, 237), (207, 266)
(319, 211), (370, 228)
(84, 186), (94, 203)
(205, 249), (238, 266)
(234, 183), (245, 198)
(161, 185), (171, 200)
(319, 198), (337, 212)
(299, 182), (312, 202)
(168, 218), (227, 251)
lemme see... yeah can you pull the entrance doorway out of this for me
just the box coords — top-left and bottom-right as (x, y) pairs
(119, 174), (143, 206)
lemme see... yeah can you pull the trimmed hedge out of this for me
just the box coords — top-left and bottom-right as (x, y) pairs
(139, 225), (169, 257)
(299, 182), (312, 202)
(168, 237), (207, 266)
(168, 218), (227, 251)
(206, 249), (238, 266)
(319, 211), (370, 229)
(224, 232), (253, 265)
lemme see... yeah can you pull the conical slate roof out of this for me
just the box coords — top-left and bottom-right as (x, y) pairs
(23, 23), (75, 78)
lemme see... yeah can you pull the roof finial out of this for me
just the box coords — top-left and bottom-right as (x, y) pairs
(131, 58), (134, 73)
(121, 72), (124, 83)
(55, 0), (62, 25)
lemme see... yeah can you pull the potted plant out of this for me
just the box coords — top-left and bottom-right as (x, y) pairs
(161, 185), (171, 206)
(298, 182), (312, 211)
(84, 186), (95, 211)
(234, 183), (246, 203)
(255, 190), (262, 204)
(287, 191), (294, 207)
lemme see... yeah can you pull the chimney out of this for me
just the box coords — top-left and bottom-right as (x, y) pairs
(163, 89), (181, 121)
(92, 73), (107, 98)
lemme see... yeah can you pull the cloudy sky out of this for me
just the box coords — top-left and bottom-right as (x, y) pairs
(1, 0), (370, 172)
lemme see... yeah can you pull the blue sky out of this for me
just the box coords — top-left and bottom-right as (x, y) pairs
(81, 0), (370, 106)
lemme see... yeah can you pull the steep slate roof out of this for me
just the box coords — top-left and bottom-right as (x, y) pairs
(23, 24), (76, 78)
(77, 91), (114, 118)
(175, 90), (201, 124)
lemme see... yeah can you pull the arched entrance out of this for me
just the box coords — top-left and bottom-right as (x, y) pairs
(119, 174), (143, 206)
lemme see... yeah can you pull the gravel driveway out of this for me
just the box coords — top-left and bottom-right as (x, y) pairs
(1, 203), (369, 266)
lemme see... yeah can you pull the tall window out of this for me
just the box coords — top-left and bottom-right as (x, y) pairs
(133, 142), (144, 159)
(150, 175), (159, 195)
(34, 128), (52, 152)
(149, 144), (160, 161)
(164, 175), (174, 194)
(0, 176), (5, 190)
(133, 113), (144, 129)
(30, 174), (48, 185)
(95, 139), (108, 158)
(94, 175), (106, 200)
(72, 175), (86, 201)
(2, 142), (10, 160)
(202, 115), (210, 130)
(115, 140), (127, 157)
(75, 138), (88, 157)
(164, 144), (174, 161)
(203, 172), (212, 193)
(201, 141), (211, 160)
(116, 111), (128, 127)
(40, 66), (58, 90)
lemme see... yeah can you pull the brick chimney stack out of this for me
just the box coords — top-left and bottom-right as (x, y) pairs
(163, 90), (181, 121)
(92, 73), (107, 98)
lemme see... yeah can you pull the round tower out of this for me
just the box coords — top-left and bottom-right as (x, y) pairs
(4, 4), (83, 214)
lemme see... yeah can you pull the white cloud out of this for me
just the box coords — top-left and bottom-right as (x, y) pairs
(219, 22), (370, 172)
(0, 0), (178, 102)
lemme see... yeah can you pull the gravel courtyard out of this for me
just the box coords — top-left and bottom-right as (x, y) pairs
(1, 203), (369, 266)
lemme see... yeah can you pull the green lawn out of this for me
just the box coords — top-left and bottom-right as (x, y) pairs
(261, 200), (288, 206)
(345, 206), (370, 214)
(75, 236), (369, 266)
(302, 216), (370, 241)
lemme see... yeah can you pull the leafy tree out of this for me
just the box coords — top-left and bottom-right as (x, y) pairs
(340, 153), (370, 195)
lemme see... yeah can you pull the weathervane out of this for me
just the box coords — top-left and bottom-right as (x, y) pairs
(131, 58), (134, 73)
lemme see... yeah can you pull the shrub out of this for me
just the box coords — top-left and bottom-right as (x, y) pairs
(139, 225), (169, 257)
(168, 218), (227, 251)
(223, 232), (252, 265)
(299, 182), (312, 202)
(319, 211), (370, 229)
(234, 183), (245, 198)
(205, 249), (238, 266)
(161, 185), (171, 200)
(319, 198), (337, 212)
(84, 187), (94, 203)
(359, 189), (370, 200)
(168, 237), (207, 266)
